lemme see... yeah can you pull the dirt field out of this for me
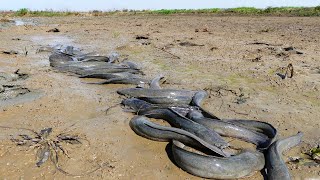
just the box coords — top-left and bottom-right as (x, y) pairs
(0, 15), (319, 179)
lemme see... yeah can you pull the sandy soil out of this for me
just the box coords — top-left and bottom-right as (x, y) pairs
(0, 15), (319, 179)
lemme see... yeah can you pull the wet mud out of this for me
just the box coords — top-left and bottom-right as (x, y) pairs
(0, 15), (319, 179)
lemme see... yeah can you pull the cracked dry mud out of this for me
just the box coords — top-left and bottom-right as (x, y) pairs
(0, 15), (319, 179)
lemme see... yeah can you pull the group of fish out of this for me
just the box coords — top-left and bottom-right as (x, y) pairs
(44, 45), (303, 179)
(39, 45), (148, 86)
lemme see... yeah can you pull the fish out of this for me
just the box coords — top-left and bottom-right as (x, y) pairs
(121, 98), (196, 116)
(226, 119), (278, 143)
(136, 107), (229, 155)
(150, 74), (165, 89)
(36, 143), (50, 167)
(191, 91), (220, 119)
(187, 109), (271, 148)
(117, 88), (197, 105)
(130, 116), (229, 156)
(89, 77), (149, 85)
(49, 53), (74, 67)
(172, 140), (265, 179)
(79, 72), (136, 79)
(266, 132), (303, 180)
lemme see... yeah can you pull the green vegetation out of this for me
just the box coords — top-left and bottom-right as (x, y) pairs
(2, 6), (320, 17)
(225, 7), (262, 14)
(150, 8), (221, 14)
(15, 8), (29, 16)
(12, 8), (80, 17)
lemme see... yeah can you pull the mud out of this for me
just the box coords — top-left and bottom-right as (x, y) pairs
(0, 15), (319, 179)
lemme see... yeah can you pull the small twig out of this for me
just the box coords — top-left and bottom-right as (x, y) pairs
(229, 109), (249, 116)
(247, 42), (283, 46)
(154, 46), (180, 59)
(105, 103), (121, 115)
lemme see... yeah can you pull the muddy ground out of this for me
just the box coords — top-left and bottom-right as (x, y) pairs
(0, 15), (319, 179)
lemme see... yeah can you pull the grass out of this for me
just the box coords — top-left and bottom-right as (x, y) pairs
(1, 6), (320, 17)
(12, 8), (80, 17)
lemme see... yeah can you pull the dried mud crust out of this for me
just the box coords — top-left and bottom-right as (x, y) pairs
(0, 15), (319, 179)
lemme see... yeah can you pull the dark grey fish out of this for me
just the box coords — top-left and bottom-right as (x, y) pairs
(77, 56), (109, 62)
(89, 77), (149, 85)
(76, 68), (142, 76)
(191, 91), (220, 119)
(108, 52), (120, 63)
(117, 88), (197, 105)
(187, 109), (271, 148)
(55, 61), (120, 69)
(121, 61), (140, 70)
(79, 72), (139, 79)
(172, 140), (265, 179)
(266, 132), (303, 180)
(36, 143), (50, 167)
(121, 97), (219, 119)
(60, 46), (83, 56)
(130, 116), (229, 156)
(121, 98), (196, 116)
(191, 90), (207, 107)
(49, 53), (74, 67)
(150, 74), (164, 89)
(138, 95), (193, 105)
(39, 128), (52, 138)
(64, 46), (75, 55)
(137, 108), (229, 155)
(226, 119), (277, 141)
(37, 46), (56, 53)
(55, 61), (142, 75)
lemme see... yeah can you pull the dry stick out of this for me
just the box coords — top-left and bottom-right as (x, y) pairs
(105, 103), (121, 115)
(229, 108), (249, 116)
(154, 46), (181, 59)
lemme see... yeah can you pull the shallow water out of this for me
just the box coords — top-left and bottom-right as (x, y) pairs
(14, 19), (24, 26)
(0, 18), (37, 29)
(31, 35), (74, 46)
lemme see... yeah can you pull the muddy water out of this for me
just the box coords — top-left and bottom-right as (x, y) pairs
(0, 15), (320, 179)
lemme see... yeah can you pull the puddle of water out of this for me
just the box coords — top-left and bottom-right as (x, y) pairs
(31, 35), (74, 46)
(14, 20), (25, 26)
(15, 19), (38, 26)
(0, 19), (37, 29)
(30, 35), (76, 67)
